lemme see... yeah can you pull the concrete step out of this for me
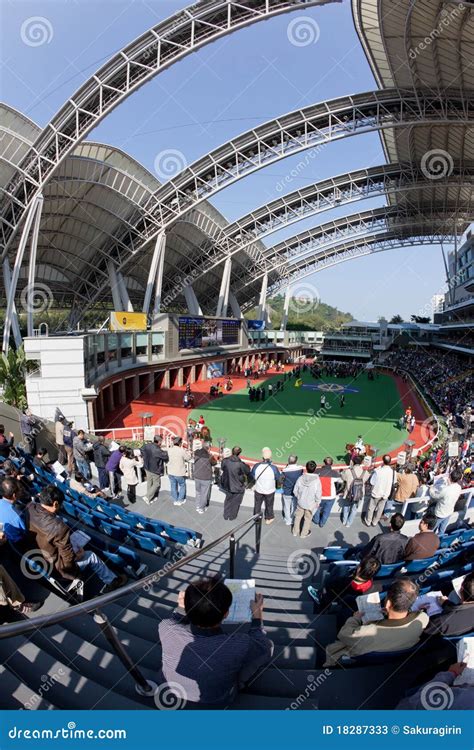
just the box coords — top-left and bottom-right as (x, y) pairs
(0, 634), (148, 710)
(0, 665), (56, 710)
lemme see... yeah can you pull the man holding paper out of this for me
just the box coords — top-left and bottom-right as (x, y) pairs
(425, 573), (474, 637)
(324, 579), (429, 666)
(158, 576), (273, 707)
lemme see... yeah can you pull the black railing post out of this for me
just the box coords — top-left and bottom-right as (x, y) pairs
(93, 609), (157, 697)
(229, 534), (236, 578)
(255, 514), (262, 555)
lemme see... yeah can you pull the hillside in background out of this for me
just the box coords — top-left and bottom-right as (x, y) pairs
(245, 294), (353, 331)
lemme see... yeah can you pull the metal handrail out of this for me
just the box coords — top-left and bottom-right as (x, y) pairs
(0, 513), (263, 640)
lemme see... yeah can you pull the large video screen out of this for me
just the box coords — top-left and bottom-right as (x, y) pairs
(178, 317), (240, 350)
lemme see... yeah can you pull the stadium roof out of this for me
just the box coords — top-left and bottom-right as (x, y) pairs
(1, 0), (472, 338)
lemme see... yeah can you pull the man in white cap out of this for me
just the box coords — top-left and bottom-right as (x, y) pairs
(220, 446), (251, 521)
(192, 439), (217, 514)
(250, 448), (281, 525)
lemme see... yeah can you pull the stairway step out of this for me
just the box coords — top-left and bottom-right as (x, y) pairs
(0, 634), (149, 710)
(27, 623), (158, 704)
(245, 667), (328, 698)
(0, 665), (56, 710)
(231, 692), (317, 710)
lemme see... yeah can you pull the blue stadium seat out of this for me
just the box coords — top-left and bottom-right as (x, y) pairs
(320, 546), (347, 561)
(128, 530), (167, 554)
(375, 562), (404, 578)
(404, 552), (444, 574)
(340, 644), (421, 666)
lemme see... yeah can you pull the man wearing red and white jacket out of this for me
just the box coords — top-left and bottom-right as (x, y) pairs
(313, 457), (343, 527)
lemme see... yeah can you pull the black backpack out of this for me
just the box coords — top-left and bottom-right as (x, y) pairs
(348, 468), (364, 505)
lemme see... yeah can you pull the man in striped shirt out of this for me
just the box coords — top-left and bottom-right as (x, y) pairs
(158, 577), (273, 707)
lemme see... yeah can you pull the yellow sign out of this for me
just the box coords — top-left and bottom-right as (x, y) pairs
(110, 312), (147, 331)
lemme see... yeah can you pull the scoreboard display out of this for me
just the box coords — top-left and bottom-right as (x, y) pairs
(178, 316), (240, 350)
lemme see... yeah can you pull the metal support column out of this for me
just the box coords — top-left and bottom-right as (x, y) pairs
(107, 260), (123, 311)
(2, 194), (43, 354)
(2, 259), (22, 348)
(26, 195), (45, 337)
(280, 285), (292, 331)
(117, 272), (134, 312)
(183, 285), (202, 316)
(256, 272), (268, 320)
(142, 232), (166, 315)
(216, 257), (232, 317)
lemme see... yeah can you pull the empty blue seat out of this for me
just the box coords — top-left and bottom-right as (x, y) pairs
(375, 562), (404, 578)
(404, 553), (443, 574)
(340, 644), (420, 666)
(321, 546), (347, 561)
(128, 530), (167, 554)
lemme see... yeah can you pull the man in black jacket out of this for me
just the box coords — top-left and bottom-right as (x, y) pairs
(141, 436), (169, 505)
(425, 572), (474, 637)
(221, 446), (250, 521)
(92, 436), (111, 491)
(361, 513), (408, 565)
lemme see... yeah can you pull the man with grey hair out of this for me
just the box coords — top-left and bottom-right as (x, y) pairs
(281, 455), (304, 526)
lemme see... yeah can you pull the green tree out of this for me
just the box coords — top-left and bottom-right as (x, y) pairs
(389, 314), (404, 324)
(410, 315), (431, 324)
(0, 346), (30, 409)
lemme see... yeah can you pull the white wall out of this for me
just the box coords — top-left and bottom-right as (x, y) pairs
(24, 336), (90, 429)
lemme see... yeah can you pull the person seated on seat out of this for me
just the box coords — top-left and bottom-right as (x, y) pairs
(361, 513), (408, 565)
(404, 514), (440, 561)
(425, 572), (474, 637)
(26, 486), (126, 593)
(0, 564), (40, 618)
(324, 579), (429, 666)
(0, 478), (27, 544)
(32, 448), (53, 472)
(397, 662), (472, 710)
(0, 425), (15, 459)
(158, 576), (273, 707)
(69, 472), (107, 500)
(311, 556), (382, 623)
(0, 459), (34, 503)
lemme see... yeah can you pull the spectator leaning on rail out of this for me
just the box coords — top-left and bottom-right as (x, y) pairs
(340, 455), (369, 527)
(158, 576), (273, 708)
(313, 457), (342, 528)
(429, 467), (463, 535)
(292, 461), (322, 538)
(280, 455), (304, 526)
(365, 454), (398, 526)
(26, 485), (126, 593)
(251, 448), (281, 526)
(167, 436), (191, 506)
(141, 436), (169, 505)
(192, 440), (217, 514)
(324, 579), (429, 666)
(220, 445), (251, 522)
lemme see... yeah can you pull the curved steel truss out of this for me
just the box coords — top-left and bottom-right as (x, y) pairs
(0, 0), (335, 254)
(68, 89), (473, 310)
(226, 204), (471, 305)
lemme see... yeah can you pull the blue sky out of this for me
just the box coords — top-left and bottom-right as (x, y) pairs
(0, 0), (449, 321)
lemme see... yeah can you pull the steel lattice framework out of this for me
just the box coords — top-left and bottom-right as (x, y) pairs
(230, 204), (471, 306)
(0, 0), (337, 254)
(68, 89), (473, 312)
